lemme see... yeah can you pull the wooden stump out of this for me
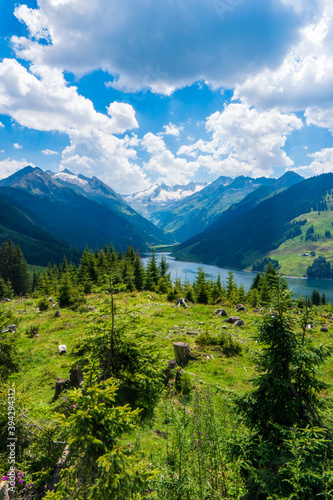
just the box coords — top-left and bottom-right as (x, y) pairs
(173, 342), (190, 366)
(0, 481), (9, 500)
(69, 366), (84, 388)
(55, 378), (69, 399)
(162, 359), (178, 385)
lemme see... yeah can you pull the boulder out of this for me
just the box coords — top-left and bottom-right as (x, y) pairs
(0, 480), (8, 500)
(86, 305), (97, 312)
(236, 305), (245, 312)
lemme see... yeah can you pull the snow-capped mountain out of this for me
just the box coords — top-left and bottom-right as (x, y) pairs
(123, 181), (208, 219)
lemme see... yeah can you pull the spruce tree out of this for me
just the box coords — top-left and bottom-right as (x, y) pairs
(236, 281), (332, 497)
(0, 240), (30, 295)
(133, 251), (145, 291)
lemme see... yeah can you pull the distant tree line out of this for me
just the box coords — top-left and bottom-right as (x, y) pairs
(307, 255), (333, 279)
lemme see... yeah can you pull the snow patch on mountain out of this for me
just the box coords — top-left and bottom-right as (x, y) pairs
(52, 169), (89, 187)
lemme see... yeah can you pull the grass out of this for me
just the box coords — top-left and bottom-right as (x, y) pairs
(4, 290), (333, 420)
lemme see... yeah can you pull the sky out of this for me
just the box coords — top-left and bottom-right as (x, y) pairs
(0, 0), (333, 193)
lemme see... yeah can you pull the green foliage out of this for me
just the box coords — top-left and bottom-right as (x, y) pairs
(307, 256), (332, 279)
(195, 331), (242, 356)
(153, 389), (243, 499)
(193, 267), (209, 304)
(0, 239), (30, 295)
(0, 310), (19, 381)
(45, 377), (143, 499)
(252, 257), (280, 272)
(235, 280), (333, 498)
(37, 296), (49, 311)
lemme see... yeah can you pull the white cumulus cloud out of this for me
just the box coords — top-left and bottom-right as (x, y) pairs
(0, 158), (36, 179)
(12, 0), (313, 94)
(178, 103), (303, 178)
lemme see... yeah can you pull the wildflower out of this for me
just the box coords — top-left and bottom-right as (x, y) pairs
(2, 476), (8, 481)
(19, 479), (23, 484)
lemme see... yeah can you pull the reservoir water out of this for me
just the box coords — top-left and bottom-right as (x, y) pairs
(142, 253), (333, 303)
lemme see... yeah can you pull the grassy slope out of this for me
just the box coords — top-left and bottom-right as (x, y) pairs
(266, 193), (333, 276)
(4, 291), (333, 425)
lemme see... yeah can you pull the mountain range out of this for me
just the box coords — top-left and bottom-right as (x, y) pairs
(173, 173), (333, 273)
(0, 166), (170, 265)
(1, 165), (332, 277)
(148, 175), (278, 243)
(123, 181), (207, 220)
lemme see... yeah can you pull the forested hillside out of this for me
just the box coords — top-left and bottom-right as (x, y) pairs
(174, 173), (333, 273)
(0, 167), (170, 262)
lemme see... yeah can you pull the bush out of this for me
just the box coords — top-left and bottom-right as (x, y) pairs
(37, 297), (49, 311)
(25, 324), (39, 338)
(195, 331), (242, 356)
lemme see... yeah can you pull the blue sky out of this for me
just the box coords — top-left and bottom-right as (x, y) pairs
(0, 0), (333, 193)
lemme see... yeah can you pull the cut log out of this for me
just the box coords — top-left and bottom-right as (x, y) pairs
(173, 342), (190, 366)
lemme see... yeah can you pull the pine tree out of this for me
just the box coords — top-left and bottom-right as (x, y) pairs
(236, 282), (332, 497)
(194, 267), (209, 304)
(226, 270), (236, 300)
(0, 240), (30, 295)
(144, 250), (159, 290)
(311, 289), (321, 306)
(133, 251), (145, 291)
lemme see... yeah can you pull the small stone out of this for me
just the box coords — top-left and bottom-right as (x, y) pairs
(199, 322), (204, 325)
(58, 345), (67, 355)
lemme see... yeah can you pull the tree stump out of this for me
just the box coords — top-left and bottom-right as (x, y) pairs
(69, 366), (84, 388)
(173, 342), (190, 366)
(175, 298), (190, 308)
(233, 319), (245, 327)
(55, 378), (69, 399)
(224, 316), (240, 324)
(162, 359), (178, 385)
(214, 309), (227, 316)
(0, 481), (9, 500)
